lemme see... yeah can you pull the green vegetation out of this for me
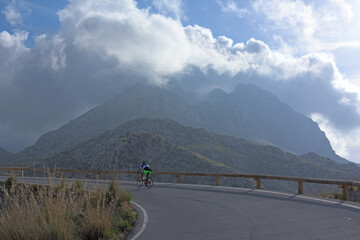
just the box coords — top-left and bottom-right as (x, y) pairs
(0, 177), (136, 240)
(318, 186), (360, 202)
(319, 191), (344, 200)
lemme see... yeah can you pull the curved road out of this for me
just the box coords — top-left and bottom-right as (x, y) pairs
(2, 177), (360, 239)
(125, 182), (360, 240)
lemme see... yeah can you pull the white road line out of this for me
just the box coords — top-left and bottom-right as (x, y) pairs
(129, 201), (148, 240)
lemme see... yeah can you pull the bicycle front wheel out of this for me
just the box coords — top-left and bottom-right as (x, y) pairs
(137, 176), (143, 188)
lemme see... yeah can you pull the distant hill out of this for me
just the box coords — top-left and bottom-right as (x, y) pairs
(39, 130), (254, 187)
(0, 146), (13, 164)
(25, 118), (360, 192)
(18, 83), (347, 163)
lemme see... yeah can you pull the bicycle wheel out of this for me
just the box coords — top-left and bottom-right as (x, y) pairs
(145, 177), (153, 189)
(137, 175), (143, 188)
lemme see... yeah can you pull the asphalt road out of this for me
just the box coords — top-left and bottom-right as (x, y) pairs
(2, 177), (360, 240)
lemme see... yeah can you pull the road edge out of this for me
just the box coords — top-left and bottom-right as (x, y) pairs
(126, 201), (148, 240)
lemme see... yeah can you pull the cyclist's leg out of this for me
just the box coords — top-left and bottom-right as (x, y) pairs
(143, 170), (151, 182)
(142, 170), (146, 181)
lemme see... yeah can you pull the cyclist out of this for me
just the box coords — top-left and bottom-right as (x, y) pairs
(140, 161), (152, 185)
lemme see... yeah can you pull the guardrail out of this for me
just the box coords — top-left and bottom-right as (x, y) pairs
(0, 167), (359, 200)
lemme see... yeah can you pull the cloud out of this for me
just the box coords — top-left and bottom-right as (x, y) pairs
(0, 0), (360, 164)
(217, 0), (248, 18)
(0, 30), (28, 86)
(0, 30), (27, 51)
(311, 113), (360, 163)
(311, 113), (349, 158)
(2, 2), (22, 26)
(252, 0), (360, 53)
(1, 0), (31, 26)
(152, 0), (184, 20)
(34, 34), (66, 71)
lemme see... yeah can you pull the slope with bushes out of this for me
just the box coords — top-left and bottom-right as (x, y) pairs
(0, 176), (135, 240)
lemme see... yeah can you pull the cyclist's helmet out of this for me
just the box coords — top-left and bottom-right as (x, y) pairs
(142, 161), (146, 164)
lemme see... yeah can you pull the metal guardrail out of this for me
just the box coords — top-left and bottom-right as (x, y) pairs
(0, 167), (359, 200)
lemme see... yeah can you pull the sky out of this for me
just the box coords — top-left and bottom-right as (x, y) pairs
(1, 0), (360, 163)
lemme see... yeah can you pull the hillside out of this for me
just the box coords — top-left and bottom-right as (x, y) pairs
(0, 146), (13, 164)
(40, 131), (254, 186)
(18, 83), (347, 163)
(109, 119), (359, 179)
(196, 85), (343, 162)
(26, 118), (360, 192)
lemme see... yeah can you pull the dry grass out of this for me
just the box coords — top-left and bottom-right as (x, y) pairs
(318, 186), (360, 202)
(0, 176), (136, 240)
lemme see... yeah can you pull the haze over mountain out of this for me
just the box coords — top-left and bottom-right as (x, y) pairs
(26, 118), (360, 192)
(0, 146), (13, 163)
(18, 83), (347, 163)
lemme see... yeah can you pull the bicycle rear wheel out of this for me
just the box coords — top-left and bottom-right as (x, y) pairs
(145, 177), (153, 189)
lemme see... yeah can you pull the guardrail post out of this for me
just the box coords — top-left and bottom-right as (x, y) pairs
(342, 185), (349, 201)
(60, 171), (64, 178)
(216, 176), (220, 186)
(99, 172), (103, 180)
(255, 178), (261, 189)
(176, 175), (181, 184)
(298, 181), (303, 194)
(20, 170), (24, 177)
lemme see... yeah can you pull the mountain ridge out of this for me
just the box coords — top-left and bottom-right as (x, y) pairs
(28, 118), (360, 192)
(17, 83), (348, 163)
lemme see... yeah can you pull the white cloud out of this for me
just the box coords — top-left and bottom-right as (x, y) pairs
(311, 113), (360, 163)
(311, 113), (349, 158)
(1, 0), (360, 163)
(57, 0), (348, 86)
(152, 0), (184, 20)
(217, 0), (248, 18)
(0, 30), (28, 86)
(253, 0), (316, 47)
(0, 30), (27, 49)
(2, 3), (22, 26)
(34, 34), (66, 71)
(252, 0), (360, 53)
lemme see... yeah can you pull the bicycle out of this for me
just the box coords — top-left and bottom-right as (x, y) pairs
(136, 171), (153, 189)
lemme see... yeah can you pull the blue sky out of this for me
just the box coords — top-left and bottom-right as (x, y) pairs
(1, 0), (360, 163)
(0, 0), (263, 46)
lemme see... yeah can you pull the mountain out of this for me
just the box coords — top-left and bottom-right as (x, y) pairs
(39, 128), (253, 187)
(196, 85), (346, 163)
(18, 83), (198, 157)
(0, 146), (14, 164)
(18, 83), (347, 163)
(28, 118), (360, 191)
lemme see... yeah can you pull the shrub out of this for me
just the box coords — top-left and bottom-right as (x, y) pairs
(71, 179), (83, 191)
(0, 180), (136, 240)
(5, 174), (17, 191)
(106, 180), (118, 205)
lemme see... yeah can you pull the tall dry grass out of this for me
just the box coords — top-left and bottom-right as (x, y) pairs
(0, 176), (136, 240)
